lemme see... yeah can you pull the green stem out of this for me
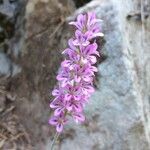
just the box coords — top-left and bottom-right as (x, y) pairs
(50, 132), (60, 150)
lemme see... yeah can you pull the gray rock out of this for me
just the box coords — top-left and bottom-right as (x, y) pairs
(0, 52), (11, 76)
(0, 52), (21, 77)
(0, 0), (17, 19)
(0, 0), (23, 77)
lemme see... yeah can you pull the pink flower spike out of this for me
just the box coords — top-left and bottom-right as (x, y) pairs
(49, 12), (103, 133)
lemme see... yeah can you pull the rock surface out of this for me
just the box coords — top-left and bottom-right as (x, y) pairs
(0, 0), (75, 149)
(0, 0), (22, 77)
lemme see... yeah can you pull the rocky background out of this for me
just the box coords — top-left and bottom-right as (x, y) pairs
(0, 0), (150, 150)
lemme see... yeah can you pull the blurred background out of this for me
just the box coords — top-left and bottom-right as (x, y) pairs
(0, 0), (150, 150)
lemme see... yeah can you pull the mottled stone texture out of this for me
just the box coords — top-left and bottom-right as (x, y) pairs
(10, 0), (75, 149)
(0, 0), (75, 149)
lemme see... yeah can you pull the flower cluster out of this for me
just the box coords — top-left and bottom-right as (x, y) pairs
(49, 12), (103, 133)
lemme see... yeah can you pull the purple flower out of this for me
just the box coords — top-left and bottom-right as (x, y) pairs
(69, 12), (104, 38)
(66, 99), (83, 112)
(49, 113), (67, 132)
(81, 83), (95, 95)
(73, 30), (91, 46)
(49, 12), (103, 133)
(50, 98), (66, 116)
(80, 43), (99, 63)
(69, 14), (87, 31)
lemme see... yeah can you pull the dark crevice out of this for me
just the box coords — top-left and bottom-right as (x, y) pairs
(0, 13), (15, 40)
(73, 0), (92, 8)
(9, 0), (17, 3)
(94, 37), (107, 89)
(0, 0), (3, 4)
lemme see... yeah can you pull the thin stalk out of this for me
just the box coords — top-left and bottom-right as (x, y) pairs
(50, 132), (60, 150)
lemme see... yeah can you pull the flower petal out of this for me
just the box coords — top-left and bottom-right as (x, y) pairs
(82, 75), (92, 82)
(50, 100), (59, 108)
(75, 76), (81, 83)
(73, 113), (85, 123)
(52, 89), (59, 96)
(49, 117), (58, 125)
(89, 56), (97, 64)
(93, 32), (104, 38)
(73, 95), (81, 101)
(74, 103), (82, 112)
(56, 123), (63, 132)
(68, 38), (76, 50)
(54, 107), (64, 116)
(66, 102), (73, 111)
(91, 66), (98, 72)
(85, 85), (95, 93)
(87, 12), (96, 27)
(65, 93), (72, 101)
